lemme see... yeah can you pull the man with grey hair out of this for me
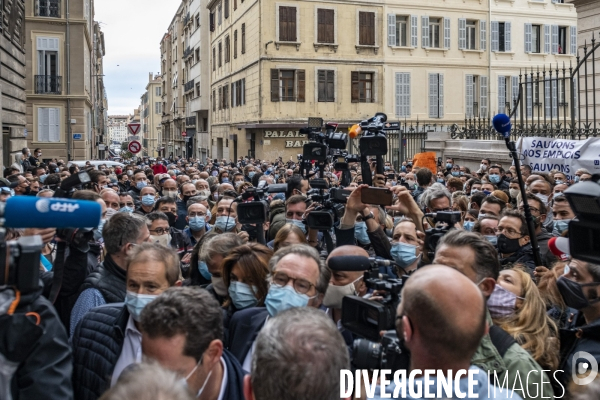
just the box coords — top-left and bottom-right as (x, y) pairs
(420, 187), (452, 213)
(70, 213), (151, 336)
(199, 233), (244, 303)
(243, 307), (350, 400)
(227, 244), (330, 370)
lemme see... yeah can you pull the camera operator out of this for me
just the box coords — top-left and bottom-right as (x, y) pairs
(371, 265), (519, 399)
(433, 230), (553, 399)
(69, 213), (150, 337)
(285, 174), (310, 198)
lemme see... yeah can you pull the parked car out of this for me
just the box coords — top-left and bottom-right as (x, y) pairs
(67, 160), (125, 169)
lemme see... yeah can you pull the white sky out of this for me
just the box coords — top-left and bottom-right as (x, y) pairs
(95, 0), (181, 115)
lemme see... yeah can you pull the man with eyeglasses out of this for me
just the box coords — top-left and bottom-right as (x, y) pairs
(496, 209), (536, 272)
(227, 244), (330, 371)
(518, 193), (556, 268)
(0, 177), (18, 202)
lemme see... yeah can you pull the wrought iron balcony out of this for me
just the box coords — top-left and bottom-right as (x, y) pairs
(184, 79), (195, 93)
(35, 75), (62, 94)
(186, 116), (196, 127)
(183, 47), (193, 59)
(36, 0), (61, 17)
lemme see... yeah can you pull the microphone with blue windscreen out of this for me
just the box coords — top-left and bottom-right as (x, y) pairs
(493, 114), (512, 139)
(0, 196), (102, 228)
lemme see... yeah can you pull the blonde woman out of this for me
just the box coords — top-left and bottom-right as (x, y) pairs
(492, 265), (560, 371)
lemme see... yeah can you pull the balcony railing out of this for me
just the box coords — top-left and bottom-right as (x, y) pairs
(35, 75), (62, 94)
(184, 79), (195, 93)
(36, 0), (61, 17)
(183, 47), (193, 59)
(186, 116), (196, 127)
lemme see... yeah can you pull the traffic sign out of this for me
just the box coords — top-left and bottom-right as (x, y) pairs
(128, 123), (141, 135)
(128, 140), (142, 154)
(128, 135), (140, 141)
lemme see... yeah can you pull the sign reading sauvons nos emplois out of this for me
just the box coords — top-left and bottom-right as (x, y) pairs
(263, 130), (309, 148)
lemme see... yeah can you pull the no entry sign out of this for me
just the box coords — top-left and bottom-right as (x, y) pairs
(128, 140), (142, 154)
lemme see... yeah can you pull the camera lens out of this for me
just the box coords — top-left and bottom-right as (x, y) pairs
(352, 339), (382, 370)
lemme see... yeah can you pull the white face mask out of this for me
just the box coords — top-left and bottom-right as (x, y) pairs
(480, 164), (488, 171)
(150, 233), (171, 247)
(534, 193), (550, 206)
(509, 189), (520, 199)
(322, 276), (362, 309)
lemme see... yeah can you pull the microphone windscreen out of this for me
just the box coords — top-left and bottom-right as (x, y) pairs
(328, 255), (371, 272)
(348, 125), (361, 139)
(3, 196), (102, 228)
(548, 237), (570, 260)
(492, 114), (511, 138)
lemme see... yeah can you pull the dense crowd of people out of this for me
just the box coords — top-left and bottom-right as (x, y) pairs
(1, 147), (600, 400)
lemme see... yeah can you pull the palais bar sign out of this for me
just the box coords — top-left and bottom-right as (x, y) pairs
(264, 130), (309, 148)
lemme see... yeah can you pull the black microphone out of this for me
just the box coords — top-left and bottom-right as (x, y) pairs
(328, 256), (372, 272)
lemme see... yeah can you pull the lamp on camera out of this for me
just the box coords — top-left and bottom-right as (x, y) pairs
(564, 177), (600, 264)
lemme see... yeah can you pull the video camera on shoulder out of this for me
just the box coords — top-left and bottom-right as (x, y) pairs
(236, 181), (288, 224)
(424, 211), (462, 257)
(356, 113), (399, 186)
(563, 177), (600, 263)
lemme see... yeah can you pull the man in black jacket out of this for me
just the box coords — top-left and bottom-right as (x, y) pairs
(497, 210), (536, 272)
(71, 243), (181, 400)
(69, 213), (150, 336)
(141, 287), (245, 400)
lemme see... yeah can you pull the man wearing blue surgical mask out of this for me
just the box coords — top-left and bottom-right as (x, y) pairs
(390, 218), (422, 274)
(227, 244), (329, 370)
(127, 170), (149, 204)
(134, 186), (157, 216)
(488, 165), (509, 190)
(552, 195), (575, 237)
(184, 203), (211, 247)
(71, 244), (182, 398)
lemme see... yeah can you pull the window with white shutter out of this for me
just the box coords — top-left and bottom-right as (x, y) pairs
(525, 23), (532, 53)
(552, 25), (559, 54)
(410, 16), (418, 48)
(570, 26), (577, 55)
(429, 73), (443, 118)
(37, 107), (60, 142)
(491, 21), (499, 52)
(512, 76), (520, 117)
(498, 76), (506, 115)
(466, 75), (474, 118)
(504, 22), (511, 52)
(395, 73), (411, 118)
(422, 16), (429, 48)
(388, 14), (396, 46)
(480, 20), (487, 51)
(480, 76), (488, 118)
(458, 19), (466, 50)
(444, 18), (451, 49)
(544, 25), (551, 54)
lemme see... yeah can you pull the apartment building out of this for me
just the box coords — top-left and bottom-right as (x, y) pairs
(24, 0), (106, 161)
(108, 115), (128, 144)
(139, 73), (163, 157)
(206, 0), (577, 161)
(1, 0), (27, 168)
(160, 0), (211, 161)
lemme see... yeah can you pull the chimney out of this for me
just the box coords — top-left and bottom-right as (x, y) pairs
(149, 72), (153, 82)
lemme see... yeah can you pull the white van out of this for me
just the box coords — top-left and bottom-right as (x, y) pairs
(67, 160), (125, 169)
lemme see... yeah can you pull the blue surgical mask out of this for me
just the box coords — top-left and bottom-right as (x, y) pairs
(451, 171), (460, 177)
(119, 206), (133, 213)
(489, 174), (501, 184)
(446, 163), (453, 169)
(286, 219), (307, 234)
(265, 284), (313, 317)
(553, 219), (571, 236)
(136, 181), (148, 190)
(393, 216), (402, 226)
(215, 215), (235, 232)
(198, 261), (212, 280)
(94, 218), (106, 241)
(463, 221), (475, 231)
(390, 242), (419, 268)
(228, 281), (259, 310)
(125, 291), (158, 321)
(248, 171), (255, 178)
(189, 216), (206, 232)
(555, 180), (564, 185)
(437, 179), (445, 184)
(221, 178), (229, 183)
(354, 221), (371, 245)
(485, 235), (498, 245)
(574, 176), (581, 183)
(141, 194), (156, 207)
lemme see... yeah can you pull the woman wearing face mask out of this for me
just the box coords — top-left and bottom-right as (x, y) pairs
(272, 224), (307, 252)
(221, 244), (272, 320)
(197, 233), (244, 304)
(490, 266), (560, 371)
(389, 218), (423, 274)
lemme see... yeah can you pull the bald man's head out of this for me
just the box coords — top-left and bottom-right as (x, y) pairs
(398, 265), (486, 365)
(326, 246), (369, 293)
(328, 245), (369, 260)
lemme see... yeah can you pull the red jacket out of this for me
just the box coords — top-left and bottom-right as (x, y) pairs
(152, 164), (167, 174)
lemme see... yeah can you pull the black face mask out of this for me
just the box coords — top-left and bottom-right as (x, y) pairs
(182, 195), (192, 204)
(23, 186), (31, 195)
(497, 234), (523, 254)
(557, 276), (600, 310)
(164, 212), (177, 227)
